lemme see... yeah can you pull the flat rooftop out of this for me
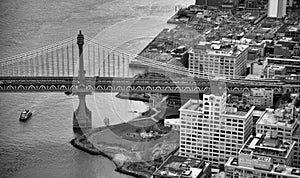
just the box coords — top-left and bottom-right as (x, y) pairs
(180, 99), (203, 112)
(191, 42), (248, 57)
(180, 99), (254, 117)
(226, 157), (300, 178)
(223, 103), (255, 117)
(257, 111), (296, 129)
(152, 155), (210, 178)
(240, 134), (295, 158)
(224, 110), (247, 116)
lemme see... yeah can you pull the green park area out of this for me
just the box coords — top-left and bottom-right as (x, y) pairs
(72, 95), (180, 177)
(73, 119), (179, 177)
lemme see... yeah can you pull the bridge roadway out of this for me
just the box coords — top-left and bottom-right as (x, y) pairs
(0, 76), (299, 94)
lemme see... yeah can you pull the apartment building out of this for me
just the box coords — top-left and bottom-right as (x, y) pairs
(188, 42), (248, 78)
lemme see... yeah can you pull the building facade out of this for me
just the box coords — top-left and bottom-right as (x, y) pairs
(268, 0), (287, 18)
(264, 65), (286, 78)
(179, 87), (254, 168)
(152, 155), (211, 178)
(164, 118), (180, 131)
(188, 42), (248, 78)
(244, 88), (274, 109)
(256, 102), (300, 167)
(225, 134), (299, 178)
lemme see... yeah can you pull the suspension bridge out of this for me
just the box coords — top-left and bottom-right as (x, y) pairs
(0, 31), (299, 128)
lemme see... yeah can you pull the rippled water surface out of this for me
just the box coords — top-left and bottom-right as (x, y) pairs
(0, 0), (194, 177)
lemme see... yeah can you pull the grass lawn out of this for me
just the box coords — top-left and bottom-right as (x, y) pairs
(88, 121), (179, 161)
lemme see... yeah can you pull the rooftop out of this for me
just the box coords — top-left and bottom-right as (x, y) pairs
(180, 99), (203, 112)
(191, 41), (248, 57)
(180, 98), (255, 117)
(152, 155), (210, 178)
(257, 107), (297, 129)
(223, 105), (250, 116)
(240, 133), (295, 159)
(244, 17), (284, 43)
(226, 157), (300, 178)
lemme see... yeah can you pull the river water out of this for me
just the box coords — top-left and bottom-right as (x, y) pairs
(0, 0), (194, 177)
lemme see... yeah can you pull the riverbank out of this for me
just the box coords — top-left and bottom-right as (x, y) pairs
(116, 92), (150, 102)
(70, 134), (149, 178)
(71, 124), (179, 178)
(71, 95), (180, 177)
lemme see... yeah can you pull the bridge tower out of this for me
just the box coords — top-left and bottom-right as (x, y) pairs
(73, 31), (92, 129)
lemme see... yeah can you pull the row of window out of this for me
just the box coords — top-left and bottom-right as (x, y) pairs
(225, 169), (293, 178)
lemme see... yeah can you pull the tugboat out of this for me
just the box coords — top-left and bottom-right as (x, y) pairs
(19, 110), (32, 122)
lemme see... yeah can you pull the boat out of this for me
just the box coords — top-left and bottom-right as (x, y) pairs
(19, 110), (32, 121)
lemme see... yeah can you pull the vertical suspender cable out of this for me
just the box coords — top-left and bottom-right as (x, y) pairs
(98, 46), (100, 76)
(51, 50), (54, 76)
(127, 55), (130, 77)
(103, 48), (105, 77)
(36, 53), (39, 76)
(24, 55), (27, 76)
(62, 45), (65, 76)
(30, 57), (33, 76)
(46, 50), (49, 76)
(11, 60), (15, 76)
(72, 43), (75, 76)
(40, 52), (44, 76)
(67, 45), (70, 76)
(107, 51), (110, 77)
(88, 44), (90, 76)
(122, 53), (125, 78)
(112, 53), (115, 77)
(56, 45), (59, 76)
(92, 45), (95, 76)
(0, 64), (3, 76)
(19, 58), (23, 76)
(118, 52), (120, 77)
(35, 53), (38, 76)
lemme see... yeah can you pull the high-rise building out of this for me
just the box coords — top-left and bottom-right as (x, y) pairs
(178, 79), (254, 168)
(188, 42), (248, 78)
(268, 0), (287, 18)
(225, 133), (300, 178)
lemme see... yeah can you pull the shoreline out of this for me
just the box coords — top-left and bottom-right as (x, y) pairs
(70, 137), (145, 178)
(70, 131), (152, 178)
(70, 130), (178, 178)
(70, 94), (178, 178)
(115, 92), (150, 102)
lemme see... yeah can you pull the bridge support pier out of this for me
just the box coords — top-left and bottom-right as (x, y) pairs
(73, 93), (91, 129)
